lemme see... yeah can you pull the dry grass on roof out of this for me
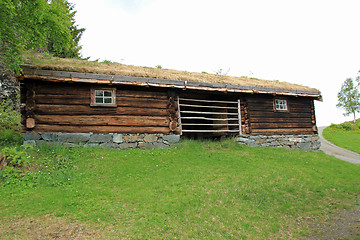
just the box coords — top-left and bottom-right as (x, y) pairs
(24, 54), (318, 92)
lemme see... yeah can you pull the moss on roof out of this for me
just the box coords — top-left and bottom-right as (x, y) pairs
(24, 54), (318, 92)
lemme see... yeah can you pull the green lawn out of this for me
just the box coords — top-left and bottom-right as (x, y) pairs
(1, 140), (360, 239)
(323, 120), (360, 154)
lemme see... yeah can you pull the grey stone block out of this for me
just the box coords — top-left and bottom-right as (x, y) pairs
(99, 143), (118, 149)
(89, 134), (112, 143)
(118, 142), (137, 149)
(84, 143), (100, 148)
(237, 137), (249, 143)
(143, 134), (158, 143)
(113, 134), (123, 143)
(153, 142), (169, 149)
(297, 142), (312, 150)
(24, 132), (41, 141)
(23, 140), (36, 146)
(162, 134), (180, 144)
(138, 142), (154, 149)
(41, 133), (57, 142)
(57, 133), (91, 143)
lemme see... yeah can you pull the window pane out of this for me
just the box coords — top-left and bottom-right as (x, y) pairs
(95, 90), (103, 97)
(104, 91), (112, 97)
(104, 98), (112, 104)
(275, 99), (287, 110)
(95, 97), (103, 103)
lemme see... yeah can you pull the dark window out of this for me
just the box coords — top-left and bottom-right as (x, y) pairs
(274, 99), (288, 111)
(91, 88), (116, 107)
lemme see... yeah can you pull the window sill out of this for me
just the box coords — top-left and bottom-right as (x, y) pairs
(90, 103), (117, 107)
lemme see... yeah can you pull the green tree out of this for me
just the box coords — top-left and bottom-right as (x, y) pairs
(0, 0), (84, 73)
(336, 77), (360, 123)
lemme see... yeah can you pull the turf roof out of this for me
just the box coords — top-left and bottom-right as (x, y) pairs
(24, 54), (319, 92)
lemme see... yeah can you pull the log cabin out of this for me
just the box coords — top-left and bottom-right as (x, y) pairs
(19, 55), (322, 150)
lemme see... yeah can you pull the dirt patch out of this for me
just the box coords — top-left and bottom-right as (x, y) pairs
(303, 197), (360, 240)
(0, 214), (106, 239)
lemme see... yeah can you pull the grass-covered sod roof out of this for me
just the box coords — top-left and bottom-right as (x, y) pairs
(24, 54), (319, 93)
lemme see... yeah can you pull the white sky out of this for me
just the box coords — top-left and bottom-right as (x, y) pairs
(71, 0), (360, 126)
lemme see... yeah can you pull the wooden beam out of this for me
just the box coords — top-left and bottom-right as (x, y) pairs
(181, 123), (239, 126)
(179, 104), (238, 109)
(238, 99), (242, 135)
(181, 117), (239, 121)
(35, 115), (169, 127)
(180, 110), (238, 115)
(181, 129), (240, 133)
(32, 124), (170, 134)
(179, 98), (238, 104)
(35, 104), (167, 116)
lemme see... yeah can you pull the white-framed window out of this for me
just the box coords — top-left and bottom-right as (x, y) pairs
(91, 88), (116, 107)
(274, 99), (288, 111)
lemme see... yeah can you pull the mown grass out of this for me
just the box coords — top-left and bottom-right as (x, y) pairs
(1, 140), (359, 239)
(323, 119), (360, 154)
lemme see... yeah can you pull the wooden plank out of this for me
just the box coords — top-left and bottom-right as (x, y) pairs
(36, 84), (169, 99)
(35, 104), (167, 116)
(35, 95), (89, 105)
(251, 122), (313, 129)
(182, 123), (239, 126)
(35, 115), (169, 127)
(35, 85), (89, 95)
(249, 108), (312, 114)
(179, 98), (238, 104)
(33, 124), (170, 134)
(117, 90), (167, 99)
(181, 129), (240, 133)
(238, 99), (242, 135)
(251, 128), (314, 135)
(177, 96), (183, 135)
(179, 103), (238, 109)
(250, 117), (312, 123)
(181, 117), (239, 121)
(180, 110), (238, 115)
(35, 95), (168, 108)
(249, 112), (312, 118)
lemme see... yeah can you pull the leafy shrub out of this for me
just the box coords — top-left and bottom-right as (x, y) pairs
(0, 129), (24, 146)
(0, 144), (77, 188)
(0, 99), (21, 131)
(329, 120), (360, 131)
(0, 99), (23, 145)
(339, 122), (355, 130)
(0, 145), (37, 187)
(0, 145), (31, 168)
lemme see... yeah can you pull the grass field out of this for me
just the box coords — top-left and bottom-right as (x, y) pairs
(1, 139), (360, 239)
(323, 119), (360, 154)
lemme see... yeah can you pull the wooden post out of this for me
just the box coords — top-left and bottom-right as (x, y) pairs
(177, 96), (182, 135)
(238, 99), (242, 135)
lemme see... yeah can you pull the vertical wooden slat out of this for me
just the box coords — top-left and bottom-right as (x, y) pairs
(238, 99), (242, 135)
(177, 95), (183, 135)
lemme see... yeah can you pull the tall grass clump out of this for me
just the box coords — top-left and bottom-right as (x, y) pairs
(0, 99), (23, 146)
(0, 143), (76, 188)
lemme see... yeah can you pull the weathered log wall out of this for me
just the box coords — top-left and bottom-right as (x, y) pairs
(21, 80), (178, 134)
(245, 95), (317, 135)
(20, 79), (318, 137)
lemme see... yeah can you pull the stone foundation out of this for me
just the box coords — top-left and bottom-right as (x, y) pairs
(236, 134), (321, 151)
(24, 132), (181, 149)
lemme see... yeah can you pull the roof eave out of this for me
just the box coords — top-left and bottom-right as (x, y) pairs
(19, 66), (322, 100)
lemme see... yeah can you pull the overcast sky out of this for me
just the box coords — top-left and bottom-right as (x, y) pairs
(71, 0), (360, 126)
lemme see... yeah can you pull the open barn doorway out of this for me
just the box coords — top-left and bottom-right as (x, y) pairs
(178, 93), (242, 139)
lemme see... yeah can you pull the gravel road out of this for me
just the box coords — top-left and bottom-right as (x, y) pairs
(318, 126), (360, 164)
